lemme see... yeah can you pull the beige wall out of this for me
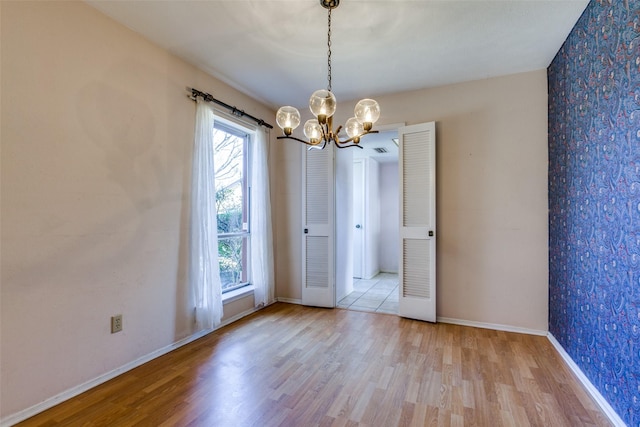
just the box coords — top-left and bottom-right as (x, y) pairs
(0, 1), (276, 418)
(274, 70), (549, 331)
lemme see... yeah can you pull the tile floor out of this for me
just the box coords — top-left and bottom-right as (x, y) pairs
(337, 272), (399, 314)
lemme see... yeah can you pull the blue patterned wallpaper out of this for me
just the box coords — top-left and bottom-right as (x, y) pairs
(548, 0), (640, 425)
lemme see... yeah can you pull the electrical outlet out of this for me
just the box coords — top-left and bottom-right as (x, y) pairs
(111, 314), (123, 333)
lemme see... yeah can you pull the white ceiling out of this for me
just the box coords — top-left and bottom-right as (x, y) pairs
(86, 0), (588, 111)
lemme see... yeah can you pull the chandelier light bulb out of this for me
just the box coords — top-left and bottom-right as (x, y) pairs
(354, 99), (380, 131)
(309, 90), (337, 123)
(303, 119), (323, 144)
(345, 117), (364, 139)
(276, 106), (301, 135)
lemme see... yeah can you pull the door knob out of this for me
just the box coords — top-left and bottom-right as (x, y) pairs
(355, 224), (361, 229)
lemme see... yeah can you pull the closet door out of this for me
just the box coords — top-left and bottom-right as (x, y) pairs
(301, 145), (335, 307)
(398, 122), (436, 322)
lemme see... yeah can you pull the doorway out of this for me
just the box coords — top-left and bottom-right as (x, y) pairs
(337, 129), (400, 314)
(303, 122), (437, 321)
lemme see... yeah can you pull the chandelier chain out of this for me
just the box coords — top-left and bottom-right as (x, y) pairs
(327, 8), (332, 92)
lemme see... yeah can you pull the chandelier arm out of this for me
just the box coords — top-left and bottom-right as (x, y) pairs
(277, 135), (324, 147)
(336, 129), (380, 146)
(334, 141), (364, 149)
(308, 139), (328, 150)
(320, 122), (331, 142)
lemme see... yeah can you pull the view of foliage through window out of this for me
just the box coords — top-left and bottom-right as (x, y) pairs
(213, 124), (248, 292)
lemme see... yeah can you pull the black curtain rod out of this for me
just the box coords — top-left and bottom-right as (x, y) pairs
(187, 87), (273, 129)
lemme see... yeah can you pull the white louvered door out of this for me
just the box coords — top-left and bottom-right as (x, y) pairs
(301, 144), (335, 307)
(398, 122), (436, 322)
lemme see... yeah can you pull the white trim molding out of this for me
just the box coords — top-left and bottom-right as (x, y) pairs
(547, 333), (626, 427)
(437, 316), (548, 336)
(276, 297), (303, 305)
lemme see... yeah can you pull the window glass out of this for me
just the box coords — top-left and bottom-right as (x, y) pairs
(213, 122), (250, 293)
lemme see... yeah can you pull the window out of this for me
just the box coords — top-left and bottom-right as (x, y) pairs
(213, 121), (250, 293)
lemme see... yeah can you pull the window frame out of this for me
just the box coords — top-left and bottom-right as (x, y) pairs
(212, 118), (253, 295)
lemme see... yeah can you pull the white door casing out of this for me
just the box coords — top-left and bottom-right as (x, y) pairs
(398, 122), (436, 322)
(301, 145), (335, 308)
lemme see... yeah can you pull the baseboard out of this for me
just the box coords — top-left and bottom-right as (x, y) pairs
(272, 304), (547, 337)
(276, 297), (302, 305)
(0, 305), (264, 427)
(437, 316), (548, 336)
(547, 333), (626, 426)
(363, 270), (381, 280)
(219, 304), (265, 326)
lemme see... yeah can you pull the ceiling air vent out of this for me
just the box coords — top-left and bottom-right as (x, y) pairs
(373, 147), (388, 153)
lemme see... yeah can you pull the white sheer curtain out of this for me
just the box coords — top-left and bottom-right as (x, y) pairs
(189, 98), (223, 329)
(250, 127), (275, 307)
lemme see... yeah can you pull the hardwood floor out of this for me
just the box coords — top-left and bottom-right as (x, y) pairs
(17, 303), (611, 426)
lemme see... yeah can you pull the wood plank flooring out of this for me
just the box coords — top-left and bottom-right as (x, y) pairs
(17, 303), (611, 426)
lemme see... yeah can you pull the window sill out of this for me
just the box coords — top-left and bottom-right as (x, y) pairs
(222, 285), (254, 304)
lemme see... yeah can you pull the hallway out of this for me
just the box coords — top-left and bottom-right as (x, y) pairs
(337, 273), (398, 314)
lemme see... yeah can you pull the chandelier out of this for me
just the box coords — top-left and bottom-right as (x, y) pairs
(275, 0), (380, 149)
